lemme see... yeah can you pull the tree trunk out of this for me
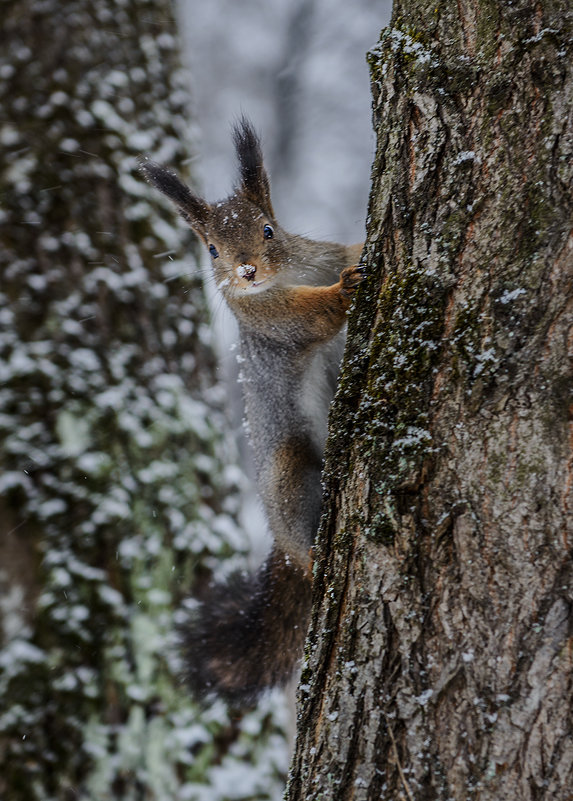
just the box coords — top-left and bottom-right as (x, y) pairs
(0, 2), (288, 799)
(287, 2), (573, 799)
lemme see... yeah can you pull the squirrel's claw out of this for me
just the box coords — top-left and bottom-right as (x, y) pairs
(339, 264), (366, 297)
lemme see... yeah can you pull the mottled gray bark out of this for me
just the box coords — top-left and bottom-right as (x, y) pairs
(287, 2), (573, 799)
(0, 2), (287, 799)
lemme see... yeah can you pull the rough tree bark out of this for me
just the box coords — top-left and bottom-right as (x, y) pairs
(0, 2), (288, 799)
(287, 1), (573, 799)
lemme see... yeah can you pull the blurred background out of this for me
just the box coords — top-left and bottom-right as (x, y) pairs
(179, 0), (389, 242)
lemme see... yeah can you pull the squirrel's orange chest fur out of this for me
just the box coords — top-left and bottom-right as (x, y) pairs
(141, 117), (363, 705)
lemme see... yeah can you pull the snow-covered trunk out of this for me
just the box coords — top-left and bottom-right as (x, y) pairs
(287, 2), (573, 799)
(0, 2), (289, 799)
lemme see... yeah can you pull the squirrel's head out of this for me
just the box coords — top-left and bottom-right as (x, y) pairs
(141, 117), (287, 297)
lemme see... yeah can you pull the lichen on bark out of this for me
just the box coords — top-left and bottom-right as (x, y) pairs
(287, 2), (573, 800)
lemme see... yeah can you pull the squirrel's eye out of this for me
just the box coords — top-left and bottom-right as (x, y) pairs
(263, 224), (274, 240)
(209, 244), (219, 259)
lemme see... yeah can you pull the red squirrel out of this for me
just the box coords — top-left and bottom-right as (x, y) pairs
(141, 118), (363, 705)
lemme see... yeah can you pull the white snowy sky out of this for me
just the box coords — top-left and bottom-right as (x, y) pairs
(177, 0), (392, 244)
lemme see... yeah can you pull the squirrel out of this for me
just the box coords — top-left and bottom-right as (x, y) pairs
(140, 118), (364, 706)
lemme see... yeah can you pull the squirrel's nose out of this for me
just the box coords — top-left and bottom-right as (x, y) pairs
(237, 263), (256, 280)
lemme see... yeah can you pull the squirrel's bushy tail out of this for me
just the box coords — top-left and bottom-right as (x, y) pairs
(181, 548), (312, 706)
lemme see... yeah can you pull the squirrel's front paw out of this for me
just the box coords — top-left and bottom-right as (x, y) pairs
(339, 265), (366, 298)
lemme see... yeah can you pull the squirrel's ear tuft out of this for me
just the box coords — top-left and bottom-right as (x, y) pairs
(232, 117), (274, 219)
(139, 159), (210, 238)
